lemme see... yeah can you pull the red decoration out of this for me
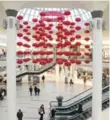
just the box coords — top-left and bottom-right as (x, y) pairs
(76, 52), (81, 56)
(64, 11), (71, 16)
(85, 45), (90, 48)
(17, 33), (23, 37)
(85, 37), (90, 41)
(70, 22), (75, 26)
(26, 26), (31, 29)
(16, 51), (23, 56)
(23, 29), (28, 32)
(65, 61), (71, 67)
(17, 15), (23, 20)
(75, 34), (81, 39)
(75, 26), (81, 31)
(19, 24), (23, 28)
(32, 18), (37, 22)
(76, 60), (81, 65)
(23, 21), (28, 25)
(40, 12), (46, 16)
(17, 42), (23, 46)
(84, 22), (90, 26)
(85, 30), (90, 33)
(85, 60), (89, 64)
(70, 37), (75, 42)
(85, 52), (90, 56)
(70, 59), (75, 64)
(17, 60), (23, 64)
(56, 58), (63, 65)
(75, 17), (81, 22)
(76, 42), (81, 46)
(27, 32), (31, 35)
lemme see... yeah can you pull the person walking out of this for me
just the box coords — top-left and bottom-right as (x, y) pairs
(69, 79), (74, 86)
(42, 75), (45, 83)
(17, 109), (23, 120)
(29, 86), (33, 96)
(34, 86), (37, 96)
(51, 108), (56, 119)
(38, 104), (45, 120)
(37, 88), (40, 96)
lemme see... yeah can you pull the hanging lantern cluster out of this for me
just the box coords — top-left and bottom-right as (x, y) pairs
(16, 10), (91, 66)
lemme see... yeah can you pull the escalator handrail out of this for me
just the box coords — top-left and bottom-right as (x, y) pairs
(69, 98), (109, 120)
(50, 87), (92, 107)
(52, 85), (109, 110)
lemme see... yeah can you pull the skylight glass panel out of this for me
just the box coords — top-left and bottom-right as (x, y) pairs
(26, 9), (31, 14)
(22, 8), (27, 14)
(29, 15), (33, 21)
(30, 9), (35, 15)
(78, 9), (83, 14)
(23, 15), (29, 21)
(34, 11), (39, 16)
(82, 14), (87, 20)
(74, 9), (79, 16)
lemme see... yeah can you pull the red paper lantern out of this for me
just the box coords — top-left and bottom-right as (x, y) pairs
(85, 52), (90, 56)
(85, 60), (89, 64)
(23, 21), (28, 25)
(75, 34), (81, 39)
(76, 60), (81, 65)
(16, 51), (23, 56)
(26, 32), (31, 35)
(85, 45), (90, 48)
(40, 12), (46, 16)
(64, 11), (71, 16)
(76, 42), (81, 46)
(70, 37), (75, 42)
(17, 42), (23, 46)
(76, 52), (81, 56)
(26, 26), (31, 29)
(19, 24), (23, 29)
(84, 22), (90, 26)
(70, 22), (75, 26)
(32, 18), (37, 22)
(17, 60), (23, 64)
(63, 21), (70, 26)
(17, 15), (23, 20)
(75, 26), (81, 31)
(57, 16), (65, 21)
(65, 61), (71, 67)
(17, 33), (23, 38)
(70, 59), (75, 64)
(85, 30), (90, 33)
(23, 29), (28, 32)
(75, 17), (81, 22)
(85, 37), (90, 41)
(56, 58), (63, 65)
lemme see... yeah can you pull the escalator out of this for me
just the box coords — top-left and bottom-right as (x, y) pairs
(49, 85), (109, 120)
(1, 46), (57, 81)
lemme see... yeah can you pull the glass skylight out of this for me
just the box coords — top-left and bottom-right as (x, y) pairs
(17, 8), (92, 22)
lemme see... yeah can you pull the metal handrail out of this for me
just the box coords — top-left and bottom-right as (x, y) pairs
(50, 85), (109, 109)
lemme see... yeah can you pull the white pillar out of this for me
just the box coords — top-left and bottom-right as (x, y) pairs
(7, 16), (17, 120)
(91, 10), (103, 120)
(56, 64), (60, 81)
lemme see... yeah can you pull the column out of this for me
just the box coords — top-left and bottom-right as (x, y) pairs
(6, 9), (18, 120)
(56, 64), (60, 81)
(91, 10), (103, 120)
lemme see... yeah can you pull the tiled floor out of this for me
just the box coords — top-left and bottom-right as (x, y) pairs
(0, 77), (91, 120)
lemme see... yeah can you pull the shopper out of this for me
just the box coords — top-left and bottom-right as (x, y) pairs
(29, 86), (33, 96)
(34, 86), (37, 96)
(69, 79), (74, 86)
(37, 88), (40, 96)
(78, 104), (83, 113)
(17, 109), (23, 120)
(38, 104), (45, 120)
(42, 75), (45, 83)
(51, 108), (56, 118)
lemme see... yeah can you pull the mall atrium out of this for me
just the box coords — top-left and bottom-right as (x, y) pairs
(0, 1), (109, 120)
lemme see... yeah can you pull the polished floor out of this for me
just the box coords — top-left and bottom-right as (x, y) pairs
(0, 77), (91, 120)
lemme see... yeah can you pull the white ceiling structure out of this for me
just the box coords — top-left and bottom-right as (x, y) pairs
(0, 1), (109, 46)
